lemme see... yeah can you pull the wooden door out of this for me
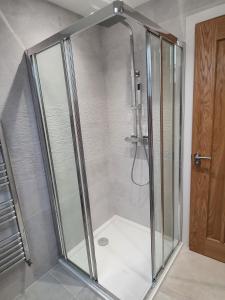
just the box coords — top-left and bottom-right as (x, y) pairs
(190, 15), (225, 262)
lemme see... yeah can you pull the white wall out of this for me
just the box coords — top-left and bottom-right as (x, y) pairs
(137, 0), (225, 41)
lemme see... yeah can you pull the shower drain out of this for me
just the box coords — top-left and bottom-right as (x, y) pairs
(98, 237), (109, 246)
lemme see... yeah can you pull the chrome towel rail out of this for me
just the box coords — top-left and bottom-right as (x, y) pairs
(0, 215), (16, 227)
(0, 181), (10, 189)
(0, 204), (14, 214)
(0, 233), (22, 252)
(0, 253), (25, 274)
(0, 123), (31, 275)
(0, 169), (7, 175)
(0, 242), (23, 259)
(0, 199), (14, 207)
(0, 248), (24, 265)
(0, 210), (16, 222)
(0, 175), (8, 181)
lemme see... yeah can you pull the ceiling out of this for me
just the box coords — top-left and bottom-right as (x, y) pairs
(47, 0), (148, 16)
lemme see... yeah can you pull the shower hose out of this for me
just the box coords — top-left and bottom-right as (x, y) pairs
(131, 105), (150, 187)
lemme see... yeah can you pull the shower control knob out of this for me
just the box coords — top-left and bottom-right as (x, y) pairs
(135, 70), (140, 77)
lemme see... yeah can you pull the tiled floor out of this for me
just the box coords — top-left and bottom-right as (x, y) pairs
(14, 246), (225, 300)
(155, 246), (225, 300)
(14, 263), (102, 300)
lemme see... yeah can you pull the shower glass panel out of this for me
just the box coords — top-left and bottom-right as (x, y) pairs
(149, 33), (163, 276)
(35, 44), (90, 274)
(148, 34), (182, 277)
(162, 40), (174, 262)
(174, 46), (182, 246)
(70, 21), (152, 300)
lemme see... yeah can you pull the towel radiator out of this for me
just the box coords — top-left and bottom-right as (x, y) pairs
(0, 123), (31, 275)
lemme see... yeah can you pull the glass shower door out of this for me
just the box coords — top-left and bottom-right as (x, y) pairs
(147, 32), (182, 279)
(162, 40), (174, 261)
(70, 21), (152, 300)
(162, 42), (182, 260)
(148, 33), (163, 277)
(33, 43), (91, 274)
(174, 45), (182, 247)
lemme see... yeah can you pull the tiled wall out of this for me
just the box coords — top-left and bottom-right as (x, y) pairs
(102, 22), (151, 227)
(71, 21), (151, 230)
(71, 26), (114, 230)
(0, 1), (79, 299)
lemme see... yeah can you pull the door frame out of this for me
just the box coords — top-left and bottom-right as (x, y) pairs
(184, 3), (225, 245)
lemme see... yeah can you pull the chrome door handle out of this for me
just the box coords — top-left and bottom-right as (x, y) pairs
(194, 152), (211, 166)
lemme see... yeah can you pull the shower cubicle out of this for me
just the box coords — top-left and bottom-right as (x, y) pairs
(26, 1), (183, 299)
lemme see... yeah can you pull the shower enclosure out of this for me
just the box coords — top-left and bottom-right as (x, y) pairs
(26, 2), (183, 299)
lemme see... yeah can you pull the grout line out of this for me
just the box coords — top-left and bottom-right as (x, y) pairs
(15, 267), (55, 297)
(49, 265), (84, 299)
(0, 9), (25, 50)
(75, 287), (86, 300)
(73, 279), (102, 300)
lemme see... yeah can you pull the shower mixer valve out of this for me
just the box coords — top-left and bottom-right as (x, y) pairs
(124, 135), (148, 144)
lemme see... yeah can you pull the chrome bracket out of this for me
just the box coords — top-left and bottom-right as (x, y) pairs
(113, 1), (124, 14)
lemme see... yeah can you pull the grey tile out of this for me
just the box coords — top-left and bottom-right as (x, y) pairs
(76, 288), (103, 300)
(25, 209), (58, 279)
(0, 263), (34, 300)
(154, 291), (174, 300)
(14, 273), (75, 300)
(49, 264), (84, 297)
(15, 176), (50, 219)
(154, 247), (225, 300)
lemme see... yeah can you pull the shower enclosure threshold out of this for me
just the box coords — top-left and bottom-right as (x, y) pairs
(68, 215), (173, 300)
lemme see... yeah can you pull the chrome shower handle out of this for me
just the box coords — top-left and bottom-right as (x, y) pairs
(194, 152), (211, 166)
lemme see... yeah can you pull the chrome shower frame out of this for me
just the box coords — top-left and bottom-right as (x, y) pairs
(26, 1), (184, 299)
